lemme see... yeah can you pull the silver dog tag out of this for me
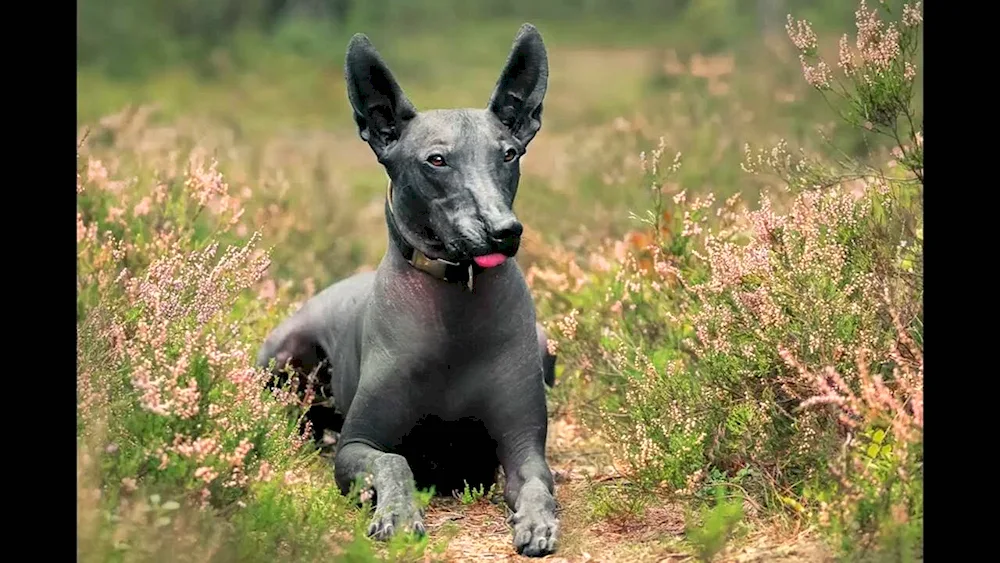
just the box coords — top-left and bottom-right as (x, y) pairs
(467, 264), (474, 292)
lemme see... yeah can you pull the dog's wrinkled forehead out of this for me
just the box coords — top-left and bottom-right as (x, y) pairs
(398, 109), (509, 155)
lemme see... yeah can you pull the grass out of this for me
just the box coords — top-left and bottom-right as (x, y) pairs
(77, 2), (922, 561)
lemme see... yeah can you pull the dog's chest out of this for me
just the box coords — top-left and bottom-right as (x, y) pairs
(396, 414), (500, 492)
(408, 363), (489, 419)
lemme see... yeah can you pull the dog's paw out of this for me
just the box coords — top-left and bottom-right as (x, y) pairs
(367, 498), (426, 541)
(510, 506), (558, 557)
(508, 479), (559, 557)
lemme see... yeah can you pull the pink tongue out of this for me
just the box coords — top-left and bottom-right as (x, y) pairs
(473, 253), (507, 268)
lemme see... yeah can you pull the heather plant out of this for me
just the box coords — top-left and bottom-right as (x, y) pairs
(76, 131), (439, 561)
(78, 107), (391, 293)
(533, 1), (922, 559)
(585, 480), (651, 523)
(454, 481), (500, 505)
(76, 4), (924, 559)
(786, 1), (922, 181)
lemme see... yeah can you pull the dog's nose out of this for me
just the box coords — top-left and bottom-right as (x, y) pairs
(491, 219), (523, 244)
(488, 218), (523, 256)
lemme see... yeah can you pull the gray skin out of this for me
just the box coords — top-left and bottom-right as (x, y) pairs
(255, 24), (559, 557)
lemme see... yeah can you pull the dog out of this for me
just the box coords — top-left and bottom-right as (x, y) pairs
(256, 23), (559, 557)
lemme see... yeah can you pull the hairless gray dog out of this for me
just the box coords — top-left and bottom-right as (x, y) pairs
(256, 23), (559, 557)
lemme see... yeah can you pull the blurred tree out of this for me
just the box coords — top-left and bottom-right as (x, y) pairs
(266, 0), (354, 28)
(77, 0), (857, 78)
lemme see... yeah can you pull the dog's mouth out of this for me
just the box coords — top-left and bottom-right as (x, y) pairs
(414, 228), (454, 261)
(472, 253), (508, 268)
(411, 225), (518, 267)
(410, 233), (464, 265)
(421, 242), (516, 268)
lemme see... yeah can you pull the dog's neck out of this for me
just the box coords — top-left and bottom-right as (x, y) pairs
(384, 179), (484, 291)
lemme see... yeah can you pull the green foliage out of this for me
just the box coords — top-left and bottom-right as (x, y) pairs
(585, 480), (651, 521)
(76, 124), (426, 561)
(684, 487), (745, 562)
(77, 1), (922, 559)
(790, 0), (923, 183)
(801, 424), (923, 563)
(533, 1), (922, 559)
(455, 481), (500, 505)
(229, 478), (357, 561)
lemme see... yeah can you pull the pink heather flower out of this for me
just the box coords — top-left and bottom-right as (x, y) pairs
(199, 488), (211, 509)
(107, 206), (125, 223)
(588, 253), (613, 273)
(229, 439), (253, 467)
(185, 155), (229, 207)
(902, 2), (923, 27)
(152, 182), (169, 204)
(904, 62), (917, 81)
(800, 55), (833, 89)
(133, 196), (153, 217)
(654, 258), (673, 279)
(838, 34), (855, 75)
(283, 470), (305, 486)
(255, 461), (273, 482)
(786, 14), (818, 53)
(257, 279), (277, 301)
(556, 310), (580, 341)
(854, 1), (902, 75)
(173, 435), (222, 463)
(77, 213), (91, 244)
(87, 157), (109, 185)
(194, 466), (219, 484)
(174, 379), (200, 419)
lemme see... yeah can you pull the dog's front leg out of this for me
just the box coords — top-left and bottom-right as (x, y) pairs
(333, 351), (426, 542)
(500, 438), (559, 557)
(487, 370), (559, 557)
(334, 442), (425, 539)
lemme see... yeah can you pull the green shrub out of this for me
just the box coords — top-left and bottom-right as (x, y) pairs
(684, 487), (746, 562)
(76, 126), (436, 562)
(535, 2), (922, 559)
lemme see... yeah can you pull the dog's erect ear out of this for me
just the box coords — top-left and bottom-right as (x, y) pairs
(487, 23), (549, 147)
(345, 34), (417, 155)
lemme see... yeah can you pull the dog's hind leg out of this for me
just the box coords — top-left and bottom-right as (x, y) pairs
(257, 319), (343, 440)
(535, 322), (557, 388)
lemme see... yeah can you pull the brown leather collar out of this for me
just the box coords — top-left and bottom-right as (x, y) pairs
(385, 179), (478, 291)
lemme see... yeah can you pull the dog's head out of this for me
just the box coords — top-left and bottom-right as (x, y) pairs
(345, 24), (548, 266)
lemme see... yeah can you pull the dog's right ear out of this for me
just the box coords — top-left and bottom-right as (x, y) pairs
(345, 34), (417, 156)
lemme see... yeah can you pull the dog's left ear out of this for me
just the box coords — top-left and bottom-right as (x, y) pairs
(487, 23), (549, 147)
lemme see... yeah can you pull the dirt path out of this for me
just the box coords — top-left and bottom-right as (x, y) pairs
(419, 415), (833, 563)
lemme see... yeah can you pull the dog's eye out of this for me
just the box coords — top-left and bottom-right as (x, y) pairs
(503, 148), (518, 162)
(427, 154), (446, 167)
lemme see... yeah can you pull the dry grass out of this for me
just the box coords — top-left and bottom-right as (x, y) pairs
(405, 411), (834, 563)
